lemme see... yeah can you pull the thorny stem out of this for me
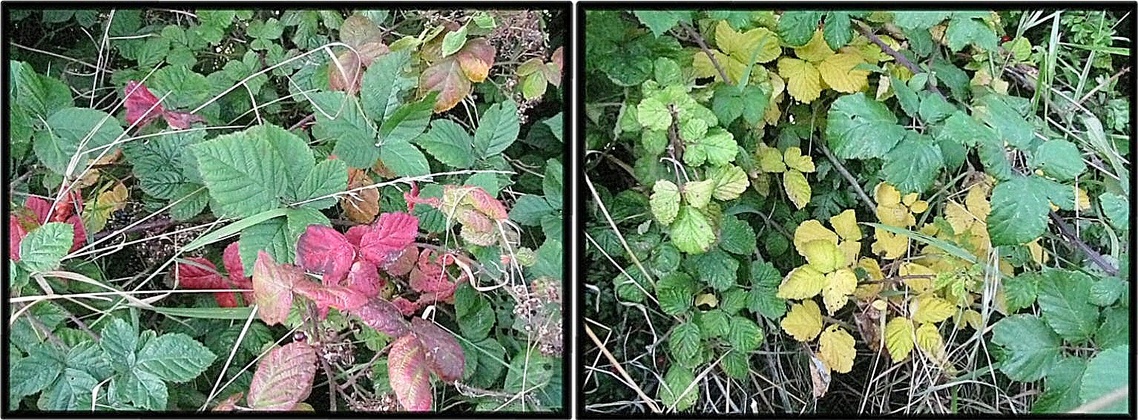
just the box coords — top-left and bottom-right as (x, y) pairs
(680, 22), (731, 84)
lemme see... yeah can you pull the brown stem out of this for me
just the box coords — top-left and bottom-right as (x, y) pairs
(853, 20), (942, 97)
(1049, 212), (1118, 276)
(817, 142), (877, 212)
(680, 22), (731, 84)
(288, 114), (316, 131)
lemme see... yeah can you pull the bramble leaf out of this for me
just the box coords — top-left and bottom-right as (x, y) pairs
(389, 334), (432, 411)
(251, 251), (303, 326)
(358, 212), (419, 266)
(825, 93), (906, 160)
(777, 265), (826, 300)
(818, 325), (855, 373)
(670, 206), (716, 254)
(781, 300), (823, 342)
(651, 180), (681, 224)
(136, 333), (216, 383)
(247, 342), (318, 410)
(884, 317), (914, 362)
(991, 314), (1063, 381)
(296, 225), (356, 286)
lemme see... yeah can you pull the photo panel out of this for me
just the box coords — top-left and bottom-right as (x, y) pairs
(4, 4), (569, 415)
(579, 5), (1133, 416)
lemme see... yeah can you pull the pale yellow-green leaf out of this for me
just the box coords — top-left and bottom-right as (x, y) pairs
(883, 317), (914, 363)
(829, 210), (862, 241)
(793, 29), (835, 63)
(871, 227), (909, 260)
(874, 182), (901, 206)
(783, 169), (811, 209)
(781, 300), (823, 342)
(1074, 186), (1091, 211)
(914, 322), (946, 360)
(817, 325), (856, 373)
(777, 58), (821, 103)
(853, 258), (885, 301)
(943, 201), (976, 235)
(801, 239), (845, 273)
(837, 240), (861, 271)
(671, 205), (717, 254)
(911, 294), (955, 324)
(817, 53), (870, 93)
(782, 147), (815, 173)
(715, 21), (781, 64)
(793, 219), (839, 255)
(756, 143), (787, 173)
(683, 179), (714, 209)
(964, 182), (991, 221)
(692, 50), (736, 81)
(954, 309), (982, 331)
(822, 268), (857, 314)
(708, 165), (750, 201)
(777, 264), (826, 300)
(650, 180), (681, 225)
(899, 262), (935, 294)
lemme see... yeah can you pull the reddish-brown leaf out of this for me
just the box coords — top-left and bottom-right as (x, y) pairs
(387, 334), (432, 411)
(24, 196), (51, 224)
(392, 297), (420, 316)
(358, 212), (419, 266)
(411, 318), (465, 382)
(328, 51), (365, 95)
(293, 280), (369, 312)
(251, 251), (304, 326)
(349, 298), (410, 337)
(345, 260), (382, 299)
(344, 225), (369, 248)
(63, 214), (86, 253)
(455, 38), (495, 83)
(339, 14), (383, 49)
(419, 56), (471, 113)
(296, 225), (355, 286)
(384, 245), (418, 277)
(247, 342), (318, 411)
(341, 168), (380, 224)
(124, 81), (165, 128)
(548, 46), (564, 86)
(223, 241), (245, 281)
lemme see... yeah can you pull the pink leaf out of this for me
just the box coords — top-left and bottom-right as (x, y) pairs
(124, 81), (165, 128)
(388, 334), (432, 411)
(162, 110), (206, 129)
(25, 196), (51, 224)
(222, 242), (245, 281)
(296, 225), (355, 286)
(64, 214), (86, 253)
(9, 215), (27, 261)
(251, 251), (303, 326)
(247, 342), (317, 410)
(358, 212), (419, 266)
(344, 225), (368, 248)
(293, 280), (369, 312)
(213, 292), (240, 308)
(466, 187), (508, 221)
(392, 297), (420, 316)
(411, 318), (465, 382)
(176, 257), (224, 289)
(348, 299), (410, 337)
(345, 260), (382, 299)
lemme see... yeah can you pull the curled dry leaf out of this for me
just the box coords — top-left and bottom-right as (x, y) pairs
(341, 168), (380, 224)
(247, 342), (318, 410)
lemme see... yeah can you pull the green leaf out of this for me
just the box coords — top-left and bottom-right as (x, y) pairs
(822, 12), (853, 50)
(991, 314), (1062, 382)
(712, 84), (744, 125)
(826, 93), (907, 160)
(698, 309), (730, 339)
(684, 128), (737, 167)
(891, 75), (921, 119)
(1002, 272), (1040, 313)
(987, 175), (1051, 246)
(892, 11), (950, 31)
(361, 49), (412, 122)
(473, 101), (520, 158)
(945, 13), (999, 52)
(651, 243), (682, 276)
(720, 350), (750, 379)
(975, 94), (1033, 148)
(656, 272), (696, 316)
(727, 315), (763, 352)
(33, 107), (124, 175)
(379, 138), (430, 177)
(918, 92), (957, 123)
(936, 111), (998, 148)
(718, 215), (756, 255)
(117, 369), (169, 410)
(659, 366), (698, 411)
(1037, 269), (1098, 342)
(294, 158), (347, 209)
(191, 124), (313, 218)
(100, 318), (139, 371)
(1096, 307), (1128, 350)
(455, 284), (495, 341)
(441, 24), (469, 57)
(18, 222), (73, 273)
(313, 92), (380, 169)
(682, 179), (714, 209)
(1089, 277), (1124, 307)
(38, 368), (97, 410)
(882, 132), (944, 194)
(543, 158), (564, 210)
(650, 180), (681, 225)
(708, 164), (749, 201)
(669, 322), (703, 367)
(1079, 346), (1129, 413)
(12, 61), (74, 118)
(509, 195), (553, 226)
(778, 11), (823, 46)
(1099, 193), (1129, 232)
(10, 344), (64, 399)
(637, 97), (672, 132)
(685, 249), (739, 291)
(1033, 356), (1086, 413)
(748, 261), (786, 319)
(379, 93), (434, 145)
(1031, 140), (1087, 181)
(135, 333), (217, 383)
(634, 10), (686, 38)
(416, 119), (475, 168)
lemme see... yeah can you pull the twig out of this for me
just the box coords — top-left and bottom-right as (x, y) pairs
(818, 142), (876, 212)
(680, 22), (731, 84)
(853, 20), (942, 97)
(288, 113), (316, 131)
(584, 324), (662, 413)
(1049, 212), (1118, 276)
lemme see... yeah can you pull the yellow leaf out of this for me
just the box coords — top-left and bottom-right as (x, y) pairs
(908, 199), (929, 214)
(899, 262), (935, 294)
(876, 202), (913, 227)
(716, 21), (782, 64)
(753, 172), (771, 197)
(883, 317), (915, 363)
(802, 239), (845, 273)
(823, 268), (857, 314)
(911, 294), (956, 324)
(829, 210), (862, 241)
(82, 181), (129, 233)
(817, 325), (856, 374)
(794, 220), (839, 254)
(756, 143), (787, 173)
(783, 146), (815, 173)
(914, 322), (947, 361)
(871, 227), (909, 260)
(777, 57), (821, 103)
(1074, 186), (1091, 211)
(781, 300), (823, 342)
(683, 179), (714, 209)
(695, 293), (718, 308)
(853, 258), (884, 300)
(777, 265), (826, 300)
(783, 170), (812, 210)
(1026, 239), (1049, 265)
(943, 201), (976, 235)
(794, 30), (835, 63)
(874, 183), (901, 206)
(954, 309), (983, 331)
(964, 183), (991, 222)
(875, 71), (893, 101)
(837, 240), (861, 270)
(692, 50), (734, 81)
(817, 53), (869, 93)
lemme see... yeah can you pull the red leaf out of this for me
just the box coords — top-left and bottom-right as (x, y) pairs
(177, 257), (224, 289)
(409, 253), (450, 294)
(344, 225), (368, 248)
(345, 260), (382, 299)
(387, 334), (432, 411)
(358, 212), (418, 266)
(348, 299), (410, 337)
(293, 280), (369, 312)
(213, 292), (240, 308)
(9, 215), (27, 261)
(247, 342), (318, 410)
(25, 196), (51, 224)
(392, 297), (420, 316)
(223, 242), (245, 281)
(162, 110), (205, 129)
(411, 317), (465, 382)
(124, 81), (165, 128)
(64, 214), (86, 253)
(51, 189), (84, 223)
(296, 225), (355, 286)
(251, 251), (303, 326)
(384, 245), (418, 277)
